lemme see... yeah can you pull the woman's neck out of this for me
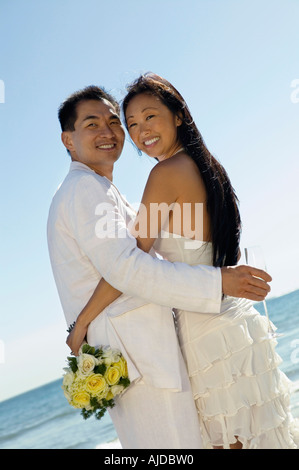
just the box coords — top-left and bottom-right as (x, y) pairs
(157, 145), (184, 162)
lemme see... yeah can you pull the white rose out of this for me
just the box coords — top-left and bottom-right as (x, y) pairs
(77, 353), (97, 375)
(102, 347), (121, 366)
(110, 384), (125, 397)
(62, 370), (75, 389)
(96, 356), (104, 366)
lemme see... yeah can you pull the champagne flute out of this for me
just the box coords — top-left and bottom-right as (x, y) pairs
(244, 245), (283, 339)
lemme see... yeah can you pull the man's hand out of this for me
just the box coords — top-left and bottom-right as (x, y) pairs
(221, 265), (272, 301)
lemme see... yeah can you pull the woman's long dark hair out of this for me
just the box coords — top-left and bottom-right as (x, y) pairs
(122, 73), (241, 267)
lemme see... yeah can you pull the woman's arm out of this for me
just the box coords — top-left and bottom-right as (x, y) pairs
(132, 160), (181, 250)
(66, 279), (122, 355)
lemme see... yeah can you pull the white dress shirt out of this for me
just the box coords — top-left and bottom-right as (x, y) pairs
(47, 161), (221, 323)
(47, 161), (222, 387)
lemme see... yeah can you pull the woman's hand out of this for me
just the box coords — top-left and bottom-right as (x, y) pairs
(66, 321), (88, 356)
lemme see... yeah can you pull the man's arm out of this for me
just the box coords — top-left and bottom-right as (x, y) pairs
(70, 174), (270, 314)
(69, 173), (222, 313)
(67, 247), (270, 356)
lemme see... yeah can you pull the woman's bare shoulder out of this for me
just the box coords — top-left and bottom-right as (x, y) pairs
(142, 153), (192, 202)
(141, 151), (206, 212)
(150, 152), (197, 179)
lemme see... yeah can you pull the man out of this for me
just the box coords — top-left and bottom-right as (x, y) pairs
(47, 86), (271, 449)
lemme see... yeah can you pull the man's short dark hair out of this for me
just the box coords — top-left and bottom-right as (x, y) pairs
(58, 85), (120, 132)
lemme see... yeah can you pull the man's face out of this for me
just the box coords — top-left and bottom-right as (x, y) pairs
(62, 99), (125, 176)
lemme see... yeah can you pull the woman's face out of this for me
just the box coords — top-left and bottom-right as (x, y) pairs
(125, 93), (182, 161)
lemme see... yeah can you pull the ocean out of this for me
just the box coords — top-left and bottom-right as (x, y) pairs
(1, 289), (299, 449)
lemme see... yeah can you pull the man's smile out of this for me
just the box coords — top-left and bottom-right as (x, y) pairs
(96, 143), (117, 150)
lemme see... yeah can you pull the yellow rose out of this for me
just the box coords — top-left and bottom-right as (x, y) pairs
(72, 391), (91, 409)
(106, 390), (114, 401)
(85, 374), (108, 397)
(112, 356), (128, 377)
(105, 366), (121, 386)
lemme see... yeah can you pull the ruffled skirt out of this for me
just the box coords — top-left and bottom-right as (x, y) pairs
(176, 303), (299, 449)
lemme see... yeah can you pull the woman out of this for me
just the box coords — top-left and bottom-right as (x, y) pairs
(67, 73), (298, 449)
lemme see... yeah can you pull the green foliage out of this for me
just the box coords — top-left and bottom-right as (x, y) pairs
(119, 377), (130, 388)
(80, 397), (115, 421)
(67, 356), (78, 373)
(94, 363), (107, 375)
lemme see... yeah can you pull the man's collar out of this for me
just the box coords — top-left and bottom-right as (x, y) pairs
(69, 161), (94, 173)
(68, 160), (131, 208)
(69, 161), (114, 183)
(69, 161), (114, 187)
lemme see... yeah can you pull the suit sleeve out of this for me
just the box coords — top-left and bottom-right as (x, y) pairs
(69, 174), (222, 314)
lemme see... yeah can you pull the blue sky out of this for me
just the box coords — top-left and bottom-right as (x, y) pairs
(0, 0), (298, 401)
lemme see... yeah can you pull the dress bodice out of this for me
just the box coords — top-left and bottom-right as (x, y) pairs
(154, 230), (214, 266)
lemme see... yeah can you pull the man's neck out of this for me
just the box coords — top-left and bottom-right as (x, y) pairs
(91, 165), (113, 181)
(71, 158), (113, 181)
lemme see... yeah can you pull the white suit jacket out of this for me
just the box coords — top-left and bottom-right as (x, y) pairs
(47, 162), (222, 388)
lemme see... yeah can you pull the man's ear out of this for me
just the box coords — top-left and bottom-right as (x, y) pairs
(61, 131), (74, 152)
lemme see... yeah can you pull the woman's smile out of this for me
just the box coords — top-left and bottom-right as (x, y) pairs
(144, 137), (160, 147)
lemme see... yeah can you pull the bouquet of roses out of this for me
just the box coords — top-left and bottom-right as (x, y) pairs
(62, 343), (130, 420)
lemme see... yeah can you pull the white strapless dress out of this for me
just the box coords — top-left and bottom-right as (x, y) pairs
(154, 231), (299, 449)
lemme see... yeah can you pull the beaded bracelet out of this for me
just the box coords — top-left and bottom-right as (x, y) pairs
(67, 321), (76, 333)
